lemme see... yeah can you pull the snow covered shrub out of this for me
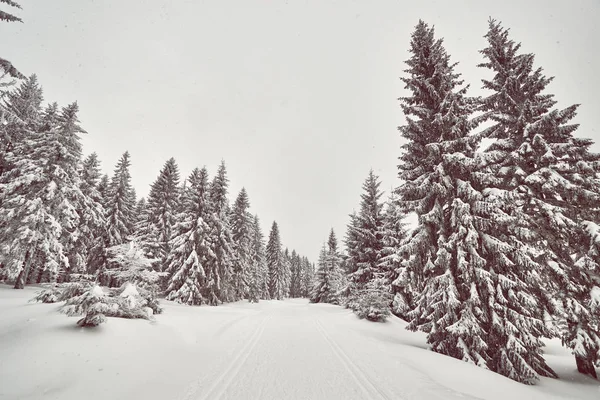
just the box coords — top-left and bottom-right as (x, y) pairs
(353, 278), (392, 322)
(31, 284), (63, 303)
(105, 240), (164, 313)
(111, 282), (162, 317)
(105, 240), (164, 289)
(59, 283), (160, 327)
(60, 285), (110, 327)
(31, 280), (94, 304)
(338, 282), (360, 311)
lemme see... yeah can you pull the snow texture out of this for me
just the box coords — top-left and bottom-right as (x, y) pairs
(0, 284), (598, 400)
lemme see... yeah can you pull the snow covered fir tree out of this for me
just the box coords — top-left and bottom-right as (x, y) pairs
(0, 73), (315, 315)
(0, 4), (599, 392)
(317, 20), (599, 384)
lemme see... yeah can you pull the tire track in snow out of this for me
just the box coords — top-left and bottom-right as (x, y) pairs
(187, 314), (270, 400)
(314, 318), (393, 400)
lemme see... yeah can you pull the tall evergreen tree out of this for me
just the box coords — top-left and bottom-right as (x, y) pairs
(478, 19), (600, 377)
(96, 173), (109, 208)
(0, 75), (42, 177)
(282, 248), (292, 298)
(138, 157), (180, 271)
(80, 153), (102, 199)
(247, 215), (269, 303)
(78, 152), (106, 276)
(266, 221), (285, 300)
(396, 20), (555, 384)
(289, 250), (303, 298)
(0, 102), (101, 287)
(248, 214), (266, 303)
(133, 197), (147, 225)
(164, 167), (211, 305)
(0, 0), (24, 101)
(230, 188), (252, 300)
(300, 256), (315, 298)
(310, 245), (335, 304)
(343, 171), (386, 308)
(326, 229), (343, 303)
(56, 104), (105, 280)
(379, 193), (409, 317)
(105, 151), (135, 247)
(204, 161), (234, 304)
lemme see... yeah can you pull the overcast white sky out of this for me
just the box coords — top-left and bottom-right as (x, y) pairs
(2, 0), (599, 262)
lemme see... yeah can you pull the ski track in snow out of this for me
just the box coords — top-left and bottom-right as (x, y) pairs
(181, 314), (270, 400)
(2, 286), (599, 400)
(314, 318), (393, 400)
(197, 315), (270, 400)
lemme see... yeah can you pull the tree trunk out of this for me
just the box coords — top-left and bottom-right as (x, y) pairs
(14, 251), (31, 289)
(575, 355), (598, 379)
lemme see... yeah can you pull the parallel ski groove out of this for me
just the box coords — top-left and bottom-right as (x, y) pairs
(180, 315), (269, 400)
(197, 315), (269, 400)
(314, 318), (392, 400)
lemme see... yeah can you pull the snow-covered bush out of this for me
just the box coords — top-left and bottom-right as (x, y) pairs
(353, 278), (392, 322)
(105, 240), (164, 314)
(58, 283), (159, 327)
(110, 282), (162, 317)
(60, 285), (110, 327)
(105, 240), (164, 289)
(31, 280), (94, 304)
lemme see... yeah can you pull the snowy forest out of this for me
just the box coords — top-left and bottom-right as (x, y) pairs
(1, 0), (599, 393)
(307, 20), (600, 384)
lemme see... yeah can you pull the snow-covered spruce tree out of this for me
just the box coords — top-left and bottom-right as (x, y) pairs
(310, 243), (334, 304)
(105, 151), (136, 246)
(478, 19), (600, 377)
(0, 75), (43, 178)
(100, 151), (136, 286)
(282, 248), (292, 298)
(204, 161), (235, 304)
(300, 256), (315, 298)
(310, 230), (342, 304)
(266, 221), (286, 300)
(0, 0), (24, 113)
(105, 239), (163, 315)
(339, 212), (359, 303)
(570, 222), (600, 378)
(164, 167), (211, 306)
(56, 105), (105, 281)
(379, 193), (410, 318)
(397, 20), (556, 384)
(0, 76), (43, 284)
(379, 192), (408, 270)
(248, 214), (267, 301)
(343, 171), (386, 309)
(138, 157), (180, 271)
(80, 153), (102, 199)
(0, 101), (103, 287)
(96, 173), (110, 209)
(134, 197), (146, 220)
(230, 188), (252, 300)
(60, 285), (109, 327)
(246, 221), (260, 303)
(289, 250), (303, 298)
(326, 229), (343, 304)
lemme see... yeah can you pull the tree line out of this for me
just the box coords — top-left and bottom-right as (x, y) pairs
(0, 74), (314, 303)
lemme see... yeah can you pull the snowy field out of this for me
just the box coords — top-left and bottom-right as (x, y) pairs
(0, 285), (598, 400)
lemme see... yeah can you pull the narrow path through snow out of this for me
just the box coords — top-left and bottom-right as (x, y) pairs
(1, 287), (599, 400)
(176, 300), (477, 400)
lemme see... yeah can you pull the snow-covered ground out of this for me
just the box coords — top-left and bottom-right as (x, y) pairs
(0, 285), (598, 400)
